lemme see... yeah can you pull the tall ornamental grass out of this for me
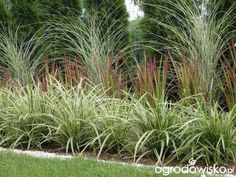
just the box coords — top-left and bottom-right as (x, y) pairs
(47, 13), (132, 85)
(0, 26), (50, 85)
(147, 0), (236, 102)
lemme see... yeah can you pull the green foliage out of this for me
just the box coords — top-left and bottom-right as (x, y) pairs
(41, 0), (81, 18)
(84, 0), (129, 50)
(0, 0), (8, 25)
(9, 0), (81, 37)
(10, 0), (42, 36)
(140, 0), (184, 57)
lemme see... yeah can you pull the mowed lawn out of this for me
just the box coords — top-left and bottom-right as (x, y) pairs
(0, 151), (208, 177)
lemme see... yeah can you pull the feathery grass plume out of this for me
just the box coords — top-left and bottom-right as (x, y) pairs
(47, 9), (135, 86)
(0, 25), (50, 85)
(144, 0), (236, 102)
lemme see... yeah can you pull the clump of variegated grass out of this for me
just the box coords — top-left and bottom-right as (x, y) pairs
(176, 101), (236, 164)
(0, 84), (53, 149)
(130, 95), (187, 165)
(145, 0), (236, 102)
(0, 78), (134, 156)
(0, 78), (236, 164)
(87, 95), (133, 158)
(131, 94), (236, 165)
(44, 79), (131, 154)
(0, 25), (51, 85)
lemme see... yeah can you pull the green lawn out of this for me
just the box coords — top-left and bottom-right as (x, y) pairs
(0, 151), (208, 177)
